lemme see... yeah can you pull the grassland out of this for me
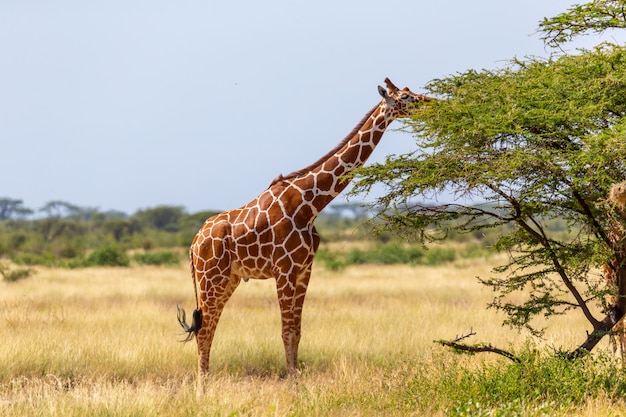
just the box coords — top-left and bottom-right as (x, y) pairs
(1, 253), (626, 416)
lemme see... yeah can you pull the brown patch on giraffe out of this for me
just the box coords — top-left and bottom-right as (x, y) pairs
(278, 279), (295, 297)
(256, 228), (274, 247)
(273, 244), (287, 259)
(322, 155), (341, 172)
(610, 182), (626, 209)
(255, 256), (269, 272)
(290, 245), (312, 266)
(266, 201), (286, 224)
(303, 190), (315, 202)
(293, 204), (315, 223)
(272, 218), (293, 239)
(338, 145), (360, 166)
(241, 206), (259, 230)
(258, 242), (274, 259)
(256, 190), (276, 210)
(255, 210), (270, 231)
(238, 244), (252, 259)
(281, 190), (304, 212)
(195, 241), (213, 262)
(334, 165), (347, 178)
(246, 243), (259, 258)
(283, 231), (303, 252)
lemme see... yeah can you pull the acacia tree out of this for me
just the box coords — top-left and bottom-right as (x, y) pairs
(0, 198), (32, 220)
(351, 2), (626, 357)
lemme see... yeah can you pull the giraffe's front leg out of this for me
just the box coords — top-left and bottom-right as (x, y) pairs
(276, 269), (311, 375)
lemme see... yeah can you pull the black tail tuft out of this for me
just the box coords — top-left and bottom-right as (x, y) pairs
(177, 305), (202, 343)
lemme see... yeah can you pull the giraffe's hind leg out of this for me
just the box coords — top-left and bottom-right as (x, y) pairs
(192, 229), (241, 395)
(194, 271), (240, 394)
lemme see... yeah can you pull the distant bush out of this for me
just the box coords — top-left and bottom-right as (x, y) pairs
(0, 263), (34, 282)
(56, 242), (84, 259)
(315, 250), (345, 271)
(83, 245), (130, 267)
(316, 243), (459, 270)
(133, 251), (180, 266)
(346, 243), (425, 265)
(460, 242), (492, 259)
(423, 247), (456, 265)
(12, 252), (57, 266)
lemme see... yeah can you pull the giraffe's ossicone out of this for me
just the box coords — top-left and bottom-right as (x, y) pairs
(178, 78), (432, 394)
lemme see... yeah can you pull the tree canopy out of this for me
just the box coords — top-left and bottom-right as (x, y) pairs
(351, 2), (626, 356)
(539, 0), (626, 47)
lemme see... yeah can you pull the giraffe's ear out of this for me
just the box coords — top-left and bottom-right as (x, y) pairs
(378, 85), (394, 105)
(378, 85), (388, 99)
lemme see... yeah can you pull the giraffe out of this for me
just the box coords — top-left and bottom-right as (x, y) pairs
(177, 78), (432, 392)
(605, 182), (626, 361)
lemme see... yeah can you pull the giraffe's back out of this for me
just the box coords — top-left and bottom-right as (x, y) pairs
(192, 185), (320, 281)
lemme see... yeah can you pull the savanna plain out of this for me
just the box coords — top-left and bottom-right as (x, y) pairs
(2, 248), (626, 416)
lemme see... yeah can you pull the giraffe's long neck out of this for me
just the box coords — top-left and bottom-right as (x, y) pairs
(288, 101), (392, 213)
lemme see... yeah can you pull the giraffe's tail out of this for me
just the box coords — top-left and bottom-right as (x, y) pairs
(177, 304), (202, 342)
(176, 249), (203, 343)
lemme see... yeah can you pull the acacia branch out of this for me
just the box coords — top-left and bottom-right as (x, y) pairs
(571, 189), (611, 247)
(487, 184), (601, 329)
(435, 330), (521, 363)
(539, 2), (626, 47)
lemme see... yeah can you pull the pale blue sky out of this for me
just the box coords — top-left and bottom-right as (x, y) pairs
(0, 1), (616, 214)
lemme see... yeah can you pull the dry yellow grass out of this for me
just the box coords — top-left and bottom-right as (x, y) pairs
(0, 257), (621, 416)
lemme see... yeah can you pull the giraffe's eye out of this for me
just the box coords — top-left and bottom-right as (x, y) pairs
(401, 93), (409, 99)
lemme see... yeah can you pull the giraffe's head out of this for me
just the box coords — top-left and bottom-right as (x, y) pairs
(377, 78), (432, 119)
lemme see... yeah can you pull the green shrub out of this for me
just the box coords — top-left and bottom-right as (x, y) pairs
(460, 242), (491, 259)
(83, 245), (129, 267)
(346, 243), (426, 265)
(9, 233), (27, 251)
(142, 239), (153, 251)
(12, 252), (57, 266)
(0, 263), (34, 282)
(407, 348), (626, 416)
(316, 243), (463, 269)
(344, 248), (369, 265)
(423, 247), (456, 265)
(133, 251), (180, 266)
(315, 249), (346, 271)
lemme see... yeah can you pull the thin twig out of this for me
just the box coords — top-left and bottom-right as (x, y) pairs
(435, 330), (521, 363)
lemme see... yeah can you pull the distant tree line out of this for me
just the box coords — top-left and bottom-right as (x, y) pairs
(0, 198), (388, 268)
(0, 197), (221, 267)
